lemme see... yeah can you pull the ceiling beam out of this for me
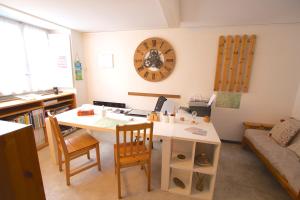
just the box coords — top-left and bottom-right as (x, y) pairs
(156, 0), (180, 28)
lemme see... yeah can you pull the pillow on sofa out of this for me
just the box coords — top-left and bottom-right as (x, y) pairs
(270, 118), (300, 147)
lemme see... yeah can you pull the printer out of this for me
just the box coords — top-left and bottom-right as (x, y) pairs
(182, 94), (216, 117)
(188, 100), (211, 117)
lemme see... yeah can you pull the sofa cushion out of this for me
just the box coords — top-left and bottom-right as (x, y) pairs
(270, 118), (300, 147)
(245, 129), (300, 192)
(288, 137), (300, 158)
(289, 129), (300, 146)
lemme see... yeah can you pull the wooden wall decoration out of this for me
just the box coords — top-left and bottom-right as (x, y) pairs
(213, 34), (256, 92)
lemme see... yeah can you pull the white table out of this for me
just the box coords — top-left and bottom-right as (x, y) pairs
(45, 105), (221, 199)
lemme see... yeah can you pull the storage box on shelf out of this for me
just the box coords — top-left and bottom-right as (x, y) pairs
(0, 92), (76, 150)
(167, 138), (220, 199)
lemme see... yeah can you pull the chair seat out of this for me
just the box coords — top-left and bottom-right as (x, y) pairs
(65, 133), (99, 154)
(114, 142), (150, 166)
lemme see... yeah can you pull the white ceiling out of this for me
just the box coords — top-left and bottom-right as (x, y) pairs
(0, 0), (300, 32)
(180, 0), (300, 27)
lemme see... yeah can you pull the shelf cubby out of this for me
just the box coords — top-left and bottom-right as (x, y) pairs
(170, 139), (195, 169)
(193, 142), (218, 174)
(168, 168), (192, 195)
(191, 172), (213, 199)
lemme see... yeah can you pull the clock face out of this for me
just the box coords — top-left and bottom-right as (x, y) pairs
(134, 37), (176, 82)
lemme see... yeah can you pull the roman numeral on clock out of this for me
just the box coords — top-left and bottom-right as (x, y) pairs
(144, 71), (149, 78)
(137, 66), (144, 72)
(152, 40), (156, 47)
(165, 66), (172, 72)
(160, 72), (165, 78)
(136, 49), (144, 56)
(143, 42), (149, 50)
(152, 73), (156, 80)
(135, 59), (142, 63)
(165, 49), (173, 54)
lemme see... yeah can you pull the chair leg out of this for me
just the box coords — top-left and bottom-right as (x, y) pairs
(117, 166), (121, 199)
(147, 161), (151, 192)
(114, 152), (117, 174)
(87, 151), (91, 160)
(58, 148), (63, 172)
(114, 159), (117, 174)
(96, 144), (101, 171)
(65, 158), (71, 186)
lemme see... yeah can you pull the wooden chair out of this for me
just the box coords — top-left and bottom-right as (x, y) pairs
(114, 122), (153, 199)
(48, 114), (101, 185)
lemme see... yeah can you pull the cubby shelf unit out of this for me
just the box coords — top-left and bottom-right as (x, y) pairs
(167, 138), (221, 199)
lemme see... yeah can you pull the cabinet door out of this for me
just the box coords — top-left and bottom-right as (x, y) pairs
(0, 125), (46, 200)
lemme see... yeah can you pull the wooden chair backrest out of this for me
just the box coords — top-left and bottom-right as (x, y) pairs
(48, 114), (68, 155)
(116, 122), (153, 160)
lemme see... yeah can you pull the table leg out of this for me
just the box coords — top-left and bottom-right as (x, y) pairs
(161, 137), (171, 191)
(45, 118), (58, 164)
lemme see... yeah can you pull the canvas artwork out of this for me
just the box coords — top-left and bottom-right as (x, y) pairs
(215, 92), (242, 109)
(74, 60), (83, 80)
(98, 53), (114, 68)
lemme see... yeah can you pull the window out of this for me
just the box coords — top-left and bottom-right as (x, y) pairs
(0, 17), (73, 96)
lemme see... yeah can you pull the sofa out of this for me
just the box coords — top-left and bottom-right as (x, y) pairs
(243, 121), (300, 200)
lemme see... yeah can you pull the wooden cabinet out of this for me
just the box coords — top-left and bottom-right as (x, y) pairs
(0, 120), (46, 200)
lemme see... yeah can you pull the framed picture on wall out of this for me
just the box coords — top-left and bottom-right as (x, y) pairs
(98, 53), (114, 69)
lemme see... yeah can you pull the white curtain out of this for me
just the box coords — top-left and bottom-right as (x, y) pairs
(24, 25), (54, 91)
(0, 18), (30, 95)
(0, 17), (73, 96)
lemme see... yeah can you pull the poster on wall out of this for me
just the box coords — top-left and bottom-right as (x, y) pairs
(57, 56), (68, 68)
(215, 92), (242, 109)
(98, 53), (114, 68)
(74, 60), (83, 80)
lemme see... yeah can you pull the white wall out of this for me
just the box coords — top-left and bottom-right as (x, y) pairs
(292, 83), (300, 120)
(70, 30), (88, 106)
(82, 24), (300, 141)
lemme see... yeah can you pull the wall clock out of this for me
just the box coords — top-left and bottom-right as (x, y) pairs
(134, 37), (176, 82)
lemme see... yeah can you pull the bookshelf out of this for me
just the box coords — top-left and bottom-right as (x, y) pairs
(0, 92), (76, 150)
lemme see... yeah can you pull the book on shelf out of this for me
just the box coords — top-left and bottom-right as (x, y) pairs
(12, 108), (45, 129)
(11, 108), (46, 146)
(56, 105), (70, 114)
(46, 105), (70, 115)
(43, 99), (58, 106)
(34, 128), (45, 146)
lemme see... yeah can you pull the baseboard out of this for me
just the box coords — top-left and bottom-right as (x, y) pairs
(221, 139), (241, 144)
